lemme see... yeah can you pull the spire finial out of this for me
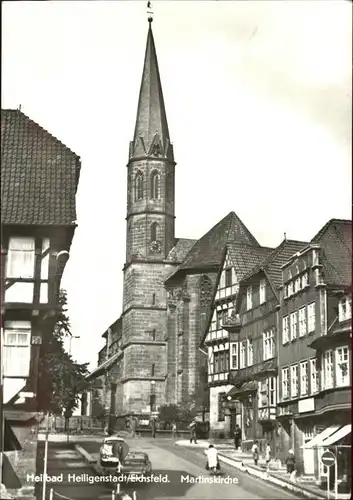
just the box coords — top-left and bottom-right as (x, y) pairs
(147, 1), (153, 24)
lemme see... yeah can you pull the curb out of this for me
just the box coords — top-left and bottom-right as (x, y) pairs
(201, 449), (326, 500)
(74, 444), (102, 475)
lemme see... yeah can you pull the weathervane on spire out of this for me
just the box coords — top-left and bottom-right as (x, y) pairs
(147, 1), (153, 23)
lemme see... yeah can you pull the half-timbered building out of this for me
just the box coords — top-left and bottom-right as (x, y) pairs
(277, 219), (351, 488)
(202, 242), (273, 438)
(1, 109), (80, 496)
(221, 239), (307, 452)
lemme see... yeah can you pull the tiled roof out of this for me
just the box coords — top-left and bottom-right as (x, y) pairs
(166, 212), (260, 283)
(166, 238), (197, 263)
(227, 243), (273, 281)
(242, 239), (308, 288)
(1, 109), (80, 226)
(311, 219), (352, 287)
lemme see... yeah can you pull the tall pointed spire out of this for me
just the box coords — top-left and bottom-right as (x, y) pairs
(130, 19), (173, 161)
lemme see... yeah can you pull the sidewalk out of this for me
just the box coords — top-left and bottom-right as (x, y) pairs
(175, 439), (350, 500)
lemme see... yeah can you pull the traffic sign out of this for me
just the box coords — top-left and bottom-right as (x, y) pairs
(321, 450), (335, 467)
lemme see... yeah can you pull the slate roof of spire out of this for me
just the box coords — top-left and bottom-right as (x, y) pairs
(130, 22), (173, 161)
(1, 109), (80, 226)
(165, 212), (260, 283)
(311, 218), (352, 287)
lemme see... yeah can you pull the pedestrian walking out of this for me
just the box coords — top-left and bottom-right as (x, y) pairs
(234, 424), (241, 450)
(285, 449), (296, 481)
(172, 422), (177, 439)
(189, 419), (197, 444)
(252, 440), (259, 466)
(265, 442), (271, 472)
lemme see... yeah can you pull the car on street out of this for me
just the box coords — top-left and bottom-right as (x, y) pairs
(120, 451), (152, 481)
(100, 435), (129, 475)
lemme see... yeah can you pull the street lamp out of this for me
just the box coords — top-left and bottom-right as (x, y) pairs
(68, 335), (80, 355)
(150, 381), (156, 438)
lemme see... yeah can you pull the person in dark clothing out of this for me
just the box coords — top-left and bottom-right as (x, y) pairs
(234, 425), (241, 450)
(285, 449), (295, 475)
(189, 420), (197, 444)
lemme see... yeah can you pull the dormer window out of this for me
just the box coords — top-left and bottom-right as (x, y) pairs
(338, 296), (352, 322)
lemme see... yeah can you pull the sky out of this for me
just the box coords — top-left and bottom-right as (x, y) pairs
(2, 1), (352, 369)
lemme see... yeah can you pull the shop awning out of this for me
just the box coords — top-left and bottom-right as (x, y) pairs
(321, 424), (351, 447)
(301, 425), (340, 449)
(226, 380), (257, 398)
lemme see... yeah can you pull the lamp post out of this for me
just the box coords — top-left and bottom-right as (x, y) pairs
(150, 381), (156, 438)
(68, 335), (80, 356)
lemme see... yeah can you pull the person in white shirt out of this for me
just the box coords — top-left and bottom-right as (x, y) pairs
(206, 445), (219, 474)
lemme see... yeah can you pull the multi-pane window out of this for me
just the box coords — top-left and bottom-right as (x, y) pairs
(298, 307), (307, 337)
(290, 311), (298, 341)
(222, 309), (229, 325)
(308, 303), (316, 332)
(336, 347), (349, 387)
(240, 341), (246, 369)
(338, 297), (352, 322)
(6, 237), (35, 278)
(263, 330), (275, 360)
(282, 367), (289, 399)
(290, 365), (299, 398)
(323, 350), (334, 389)
(294, 277), (301, 293)
(247, 339), (253, 366)
(300, 361), (308, 396)
(3, 321), (32, 377)
(310, 358), (319, 393)
(259, 279), (266, 304)
(246, 286), (252, 310)
(216, 310), (222, 330)
(230, 343), (238, 370)
(301, 272), (308, 287)
(214, 350), (229, 373)
(282, 316), (289, 344)
(225, 269), (232, 288)
(269, 377), (276, 406)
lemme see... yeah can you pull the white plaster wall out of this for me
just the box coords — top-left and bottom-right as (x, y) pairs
(209, 384), (232, 437)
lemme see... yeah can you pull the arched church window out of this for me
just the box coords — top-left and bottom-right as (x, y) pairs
(199, 275), (213, 307)
(135, 171), (144, 201)
(151, 222), (159, 242)
(150, 170), (160, 199)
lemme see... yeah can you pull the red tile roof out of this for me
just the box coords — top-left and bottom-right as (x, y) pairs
(1, 109), (80, 226)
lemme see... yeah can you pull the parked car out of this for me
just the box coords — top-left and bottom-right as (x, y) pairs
(100, 435), (129, 474)
(120, 451), (152, 481)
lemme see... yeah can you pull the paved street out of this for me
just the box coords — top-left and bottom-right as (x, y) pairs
(77, 438), (301, 500)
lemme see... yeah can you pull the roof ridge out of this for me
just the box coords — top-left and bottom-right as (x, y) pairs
(1, 109), (80, 159)
(311, 218), (352, 243)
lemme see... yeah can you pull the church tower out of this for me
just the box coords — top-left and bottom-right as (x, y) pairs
(121, 18), (176, 415)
